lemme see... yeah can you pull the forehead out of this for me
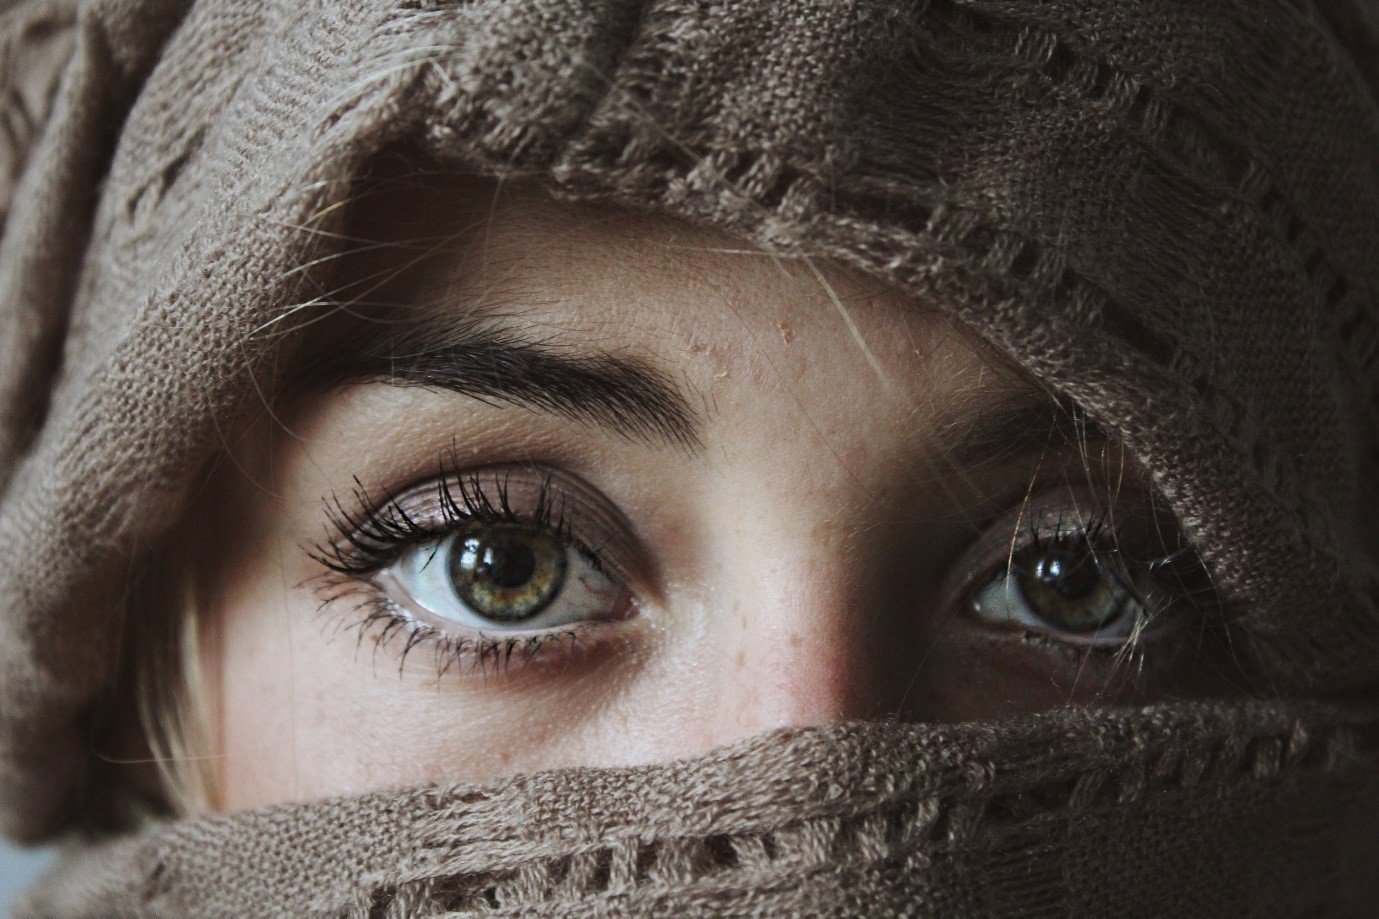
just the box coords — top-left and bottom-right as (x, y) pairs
(332, 174), (1014, 409)
(265, 171), (1090, 538)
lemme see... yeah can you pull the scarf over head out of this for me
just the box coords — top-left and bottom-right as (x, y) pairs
(2, 0), (1379, 914)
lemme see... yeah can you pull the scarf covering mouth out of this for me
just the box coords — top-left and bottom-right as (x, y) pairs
(11, 702), (1379, 917)
(0, 0), (1377, 907)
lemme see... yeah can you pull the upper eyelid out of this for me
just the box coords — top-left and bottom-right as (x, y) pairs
(317, 458), (1199, 613)
(312, 465), (648, 587)
(937, 396), (1110, 472)
(946, 482), (1198, 593)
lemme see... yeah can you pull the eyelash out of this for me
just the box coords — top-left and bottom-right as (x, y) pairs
(314, 470), (576, 574)
(309, 470), (614, 677)
(1014, 507), (1205, 606)
(311, 470), (1222, 682)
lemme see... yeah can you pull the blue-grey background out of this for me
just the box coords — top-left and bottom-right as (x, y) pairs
(0, 844), (51, 915)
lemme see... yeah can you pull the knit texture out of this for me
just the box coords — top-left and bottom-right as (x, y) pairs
(14, 702), (1379, 917)
(0, 0), (1377, 888)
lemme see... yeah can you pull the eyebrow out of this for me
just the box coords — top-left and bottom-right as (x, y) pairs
(296, 313), (1102, 464)
(299, 321), (703, 451)
(939, 395), (1109, 469)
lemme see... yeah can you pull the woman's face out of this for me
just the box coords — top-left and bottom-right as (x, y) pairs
(199, 177), (1242, 811)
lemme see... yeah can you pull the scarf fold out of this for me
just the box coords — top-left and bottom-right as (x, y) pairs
(15, 702), (1379, 917)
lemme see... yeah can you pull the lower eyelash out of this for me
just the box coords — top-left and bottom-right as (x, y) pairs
(317, 580), (587, 678)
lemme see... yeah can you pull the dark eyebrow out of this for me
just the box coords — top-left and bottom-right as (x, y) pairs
(298, 323), (702, 451)
(939, 395), (1109, 469)
(294, 308), (1096, 463)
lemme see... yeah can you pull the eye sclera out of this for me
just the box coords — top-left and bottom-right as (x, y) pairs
(377, 525), (638, 637)
(968, 560), (1171, 650)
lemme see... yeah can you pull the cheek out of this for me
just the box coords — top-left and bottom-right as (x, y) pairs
(208, 563), (685, 810)
(205, 552), (1243, 813)
(904, 602), (1249, 722)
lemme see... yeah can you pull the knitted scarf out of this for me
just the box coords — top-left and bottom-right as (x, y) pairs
(16, 703), (1379, 916)
(2, 0), (1378, 914)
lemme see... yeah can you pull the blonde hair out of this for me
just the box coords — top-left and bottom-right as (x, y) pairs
(124, 520), (218, 819)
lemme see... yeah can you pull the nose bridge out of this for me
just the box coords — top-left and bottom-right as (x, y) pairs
(690, 438), (913, 750)
(706, 538), (884, 746)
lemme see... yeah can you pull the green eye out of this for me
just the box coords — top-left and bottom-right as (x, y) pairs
(970, 542), (1159, 644)
(1015, 545), (1123, 633)
(449, 525), (567, 623)
(385, 518), (628, 635)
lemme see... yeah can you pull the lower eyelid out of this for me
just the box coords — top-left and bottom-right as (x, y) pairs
(354, 594), (648, 679)
(322, 467), (1210, 683)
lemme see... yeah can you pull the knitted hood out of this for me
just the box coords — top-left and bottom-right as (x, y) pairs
(1, 0), (1379, 913)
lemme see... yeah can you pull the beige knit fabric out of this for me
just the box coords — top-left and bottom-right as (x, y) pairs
(0, 0), (1377, 904)
(14, 701), (1379, 917)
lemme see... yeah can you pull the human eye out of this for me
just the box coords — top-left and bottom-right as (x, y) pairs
(956, 485), (1226, 677)
(310, 464), (645, 676)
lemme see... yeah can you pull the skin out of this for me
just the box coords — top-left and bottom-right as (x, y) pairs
(190, 176), (1244, 813)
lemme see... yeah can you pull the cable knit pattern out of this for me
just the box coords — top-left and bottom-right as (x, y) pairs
(14, 702), (1379, 917)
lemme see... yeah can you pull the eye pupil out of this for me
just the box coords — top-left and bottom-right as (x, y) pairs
(1031, 549), (1100, 600)
(450, 525), (567, 623)
(470, 538), (537, 589)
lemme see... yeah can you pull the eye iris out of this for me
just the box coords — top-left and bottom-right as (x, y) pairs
(450, 525), (567, 623)
(1016, 546), (1121, 632)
